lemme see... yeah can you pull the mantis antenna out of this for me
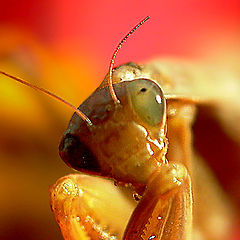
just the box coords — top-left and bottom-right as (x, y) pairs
(108, 16), (150, 103)
(0, 70), (93, 126)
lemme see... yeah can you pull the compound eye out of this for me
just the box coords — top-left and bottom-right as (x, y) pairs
(59, 133), (100, 173)
(127, 79), (166, 126)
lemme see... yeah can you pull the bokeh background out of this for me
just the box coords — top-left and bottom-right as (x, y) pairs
(0, 0), (240, 239)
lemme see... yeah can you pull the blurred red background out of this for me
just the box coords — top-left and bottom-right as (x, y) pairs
(0, 0), (240, 239)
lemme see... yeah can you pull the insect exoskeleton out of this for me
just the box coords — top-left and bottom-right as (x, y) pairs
(54, 60), (193, 240)
(59, 75), (168, 186)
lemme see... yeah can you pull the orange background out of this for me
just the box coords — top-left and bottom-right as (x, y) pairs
(0, 1), (240, 239)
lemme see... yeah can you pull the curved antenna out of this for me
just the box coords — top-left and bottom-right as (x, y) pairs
(0, 70), (93, 126)
(108, 16), (150, 103)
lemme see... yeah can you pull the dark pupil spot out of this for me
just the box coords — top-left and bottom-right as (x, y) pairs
(140, 88), (147, 92)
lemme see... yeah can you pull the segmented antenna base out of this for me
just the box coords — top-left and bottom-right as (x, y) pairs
(108, 16), (150, 103)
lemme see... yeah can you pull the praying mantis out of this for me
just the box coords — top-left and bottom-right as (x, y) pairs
(1, 17), (239, 239)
